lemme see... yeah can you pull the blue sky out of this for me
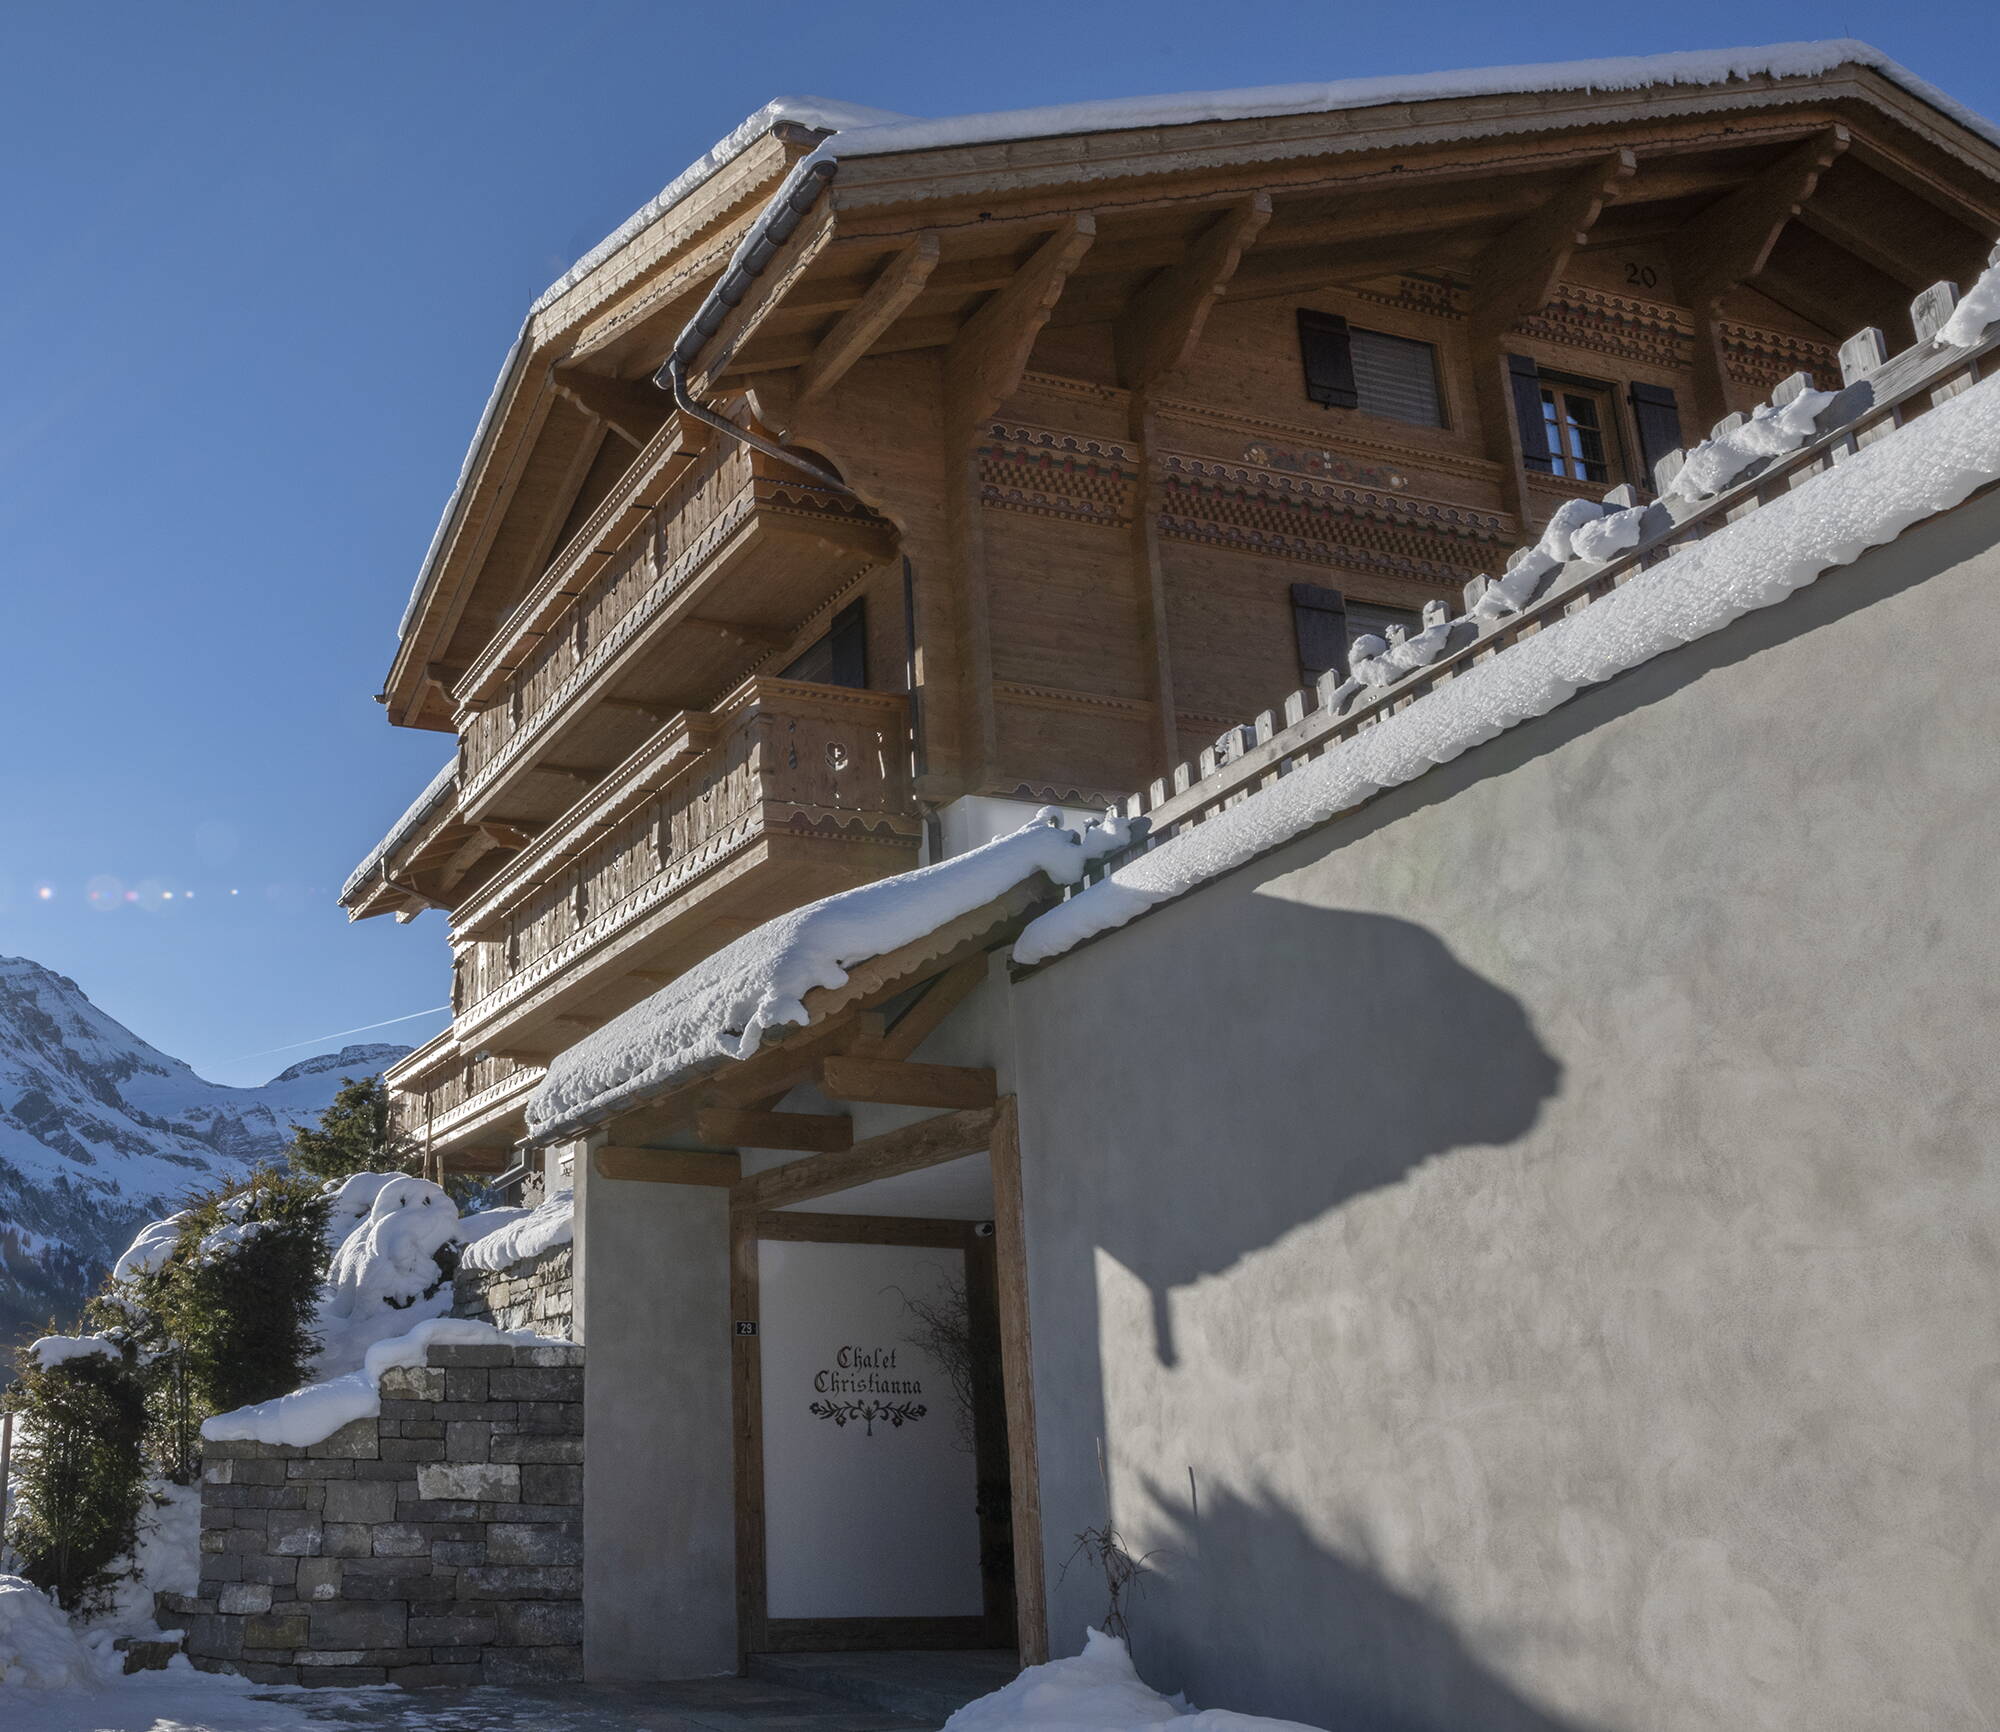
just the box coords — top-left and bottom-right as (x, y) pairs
(2, 1), (1995, 1085)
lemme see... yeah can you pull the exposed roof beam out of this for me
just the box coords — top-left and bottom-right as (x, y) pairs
(791, 233), (942, 418)
(695, 1107), (853, 1153)
(1676, 127), (1849, 316)
(945, 215), (1096, 442)
(1468, 148), (1636, 341)
(737, 1106), (998, 1212)
(1116, 193), (1270, 391)
(687, 204), (838, 397)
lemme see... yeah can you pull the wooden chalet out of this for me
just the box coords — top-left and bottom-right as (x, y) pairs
(344, 45), (2000, 1181)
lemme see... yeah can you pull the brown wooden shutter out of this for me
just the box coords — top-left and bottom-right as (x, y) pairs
(1628, 381), (1683, 487)
(1508, 353), (1554, 474)
(1297, 311), (1358, 409)
(1291, 582), (1348, 680)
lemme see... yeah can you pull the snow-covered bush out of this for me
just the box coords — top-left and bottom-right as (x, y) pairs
(0, 1573), (102, 1689)
(2, 1335), (148, 1612)
(315, 1175), (460, 1376)
(137, 1170), (330, 1421)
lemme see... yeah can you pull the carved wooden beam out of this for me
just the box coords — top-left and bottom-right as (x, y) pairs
(550, 367), (671, 449)
(695, 1107), (853, 1153)
(1468, 150), (1635, 341)
(945, 216), (1096, 444)
(1116, 194), (1270, 392)
(792, 234), (942, 419)
(1676, 128), (1849, 316)
(818, 1056), (997, 1110)
(736, 1106), (997, 1212)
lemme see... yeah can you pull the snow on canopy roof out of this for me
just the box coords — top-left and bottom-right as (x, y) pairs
(816, 40), (2000, 159)
(340, 756), (457, 904)
(525, 811), (1130, 1140)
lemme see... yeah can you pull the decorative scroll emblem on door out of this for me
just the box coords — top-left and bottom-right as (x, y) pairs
(809, 1345), (927, 1436)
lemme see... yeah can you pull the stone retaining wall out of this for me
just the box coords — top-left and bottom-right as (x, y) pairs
(167, 1341), (582, 1688)
(452, 1241), (572, 1337)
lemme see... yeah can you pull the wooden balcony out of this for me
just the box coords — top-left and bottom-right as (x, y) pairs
(455, 434), (897, 830)
(446, 677), (922, 1056)
(387, 1035), (542, 1163)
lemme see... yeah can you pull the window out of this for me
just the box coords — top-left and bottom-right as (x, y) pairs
(1291, 584), (1422, 682)
(1539, 384), (1613, 484)
(1297, 311), (1444, 427)
(781, 599), (867, 689)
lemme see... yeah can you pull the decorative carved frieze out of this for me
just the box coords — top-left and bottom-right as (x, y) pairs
(1153, 452), (1513, 585)
(977, 423), (1138, 526)
(1238, 441), (1409, 491)
(1719, 320), (1841, 394)
(1514, 283), (1693, 371)
(1350, 275), (1467, 321)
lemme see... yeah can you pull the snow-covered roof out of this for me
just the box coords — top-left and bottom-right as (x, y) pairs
(524, 811), (1129, 1140)
(340, 756), (458, 905)
(817, 41), (2000, 160)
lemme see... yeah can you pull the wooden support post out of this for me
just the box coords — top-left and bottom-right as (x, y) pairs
(988, 1095), (1046, 1664)
(729, 1200), (768, 1659)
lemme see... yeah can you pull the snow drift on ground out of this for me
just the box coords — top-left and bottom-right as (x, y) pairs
(527, 810), (1130, 1138)
(1016, 359), (2000, 966)
(944, 1631), (1324, 1731)
(458, 1188), (573, 1273)
(201, 1317), (568, 1449)
(315, 1177), (461, 1377)
(0, 1576), (98, 1690)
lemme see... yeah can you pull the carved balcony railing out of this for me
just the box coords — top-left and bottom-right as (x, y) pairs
(447, 676), (921, 1048)
(388, 1042), (543, 1158)
(455, 436), (895, 826)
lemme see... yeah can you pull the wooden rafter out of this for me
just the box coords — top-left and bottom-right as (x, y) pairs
(866, 954), (988, 1062)
(819, 1056), (997, 1110)
(694, 1107), (853, 1153)
(1676, 127), (1850, 316)
(593, 1146), (740, 1186)
(791, 233), (942, 418)
(1116, 194), (1271, 391)
(945, 215), (1096, 443)
(689, 204), (838, 397)
(1468, 149), (1635, 341)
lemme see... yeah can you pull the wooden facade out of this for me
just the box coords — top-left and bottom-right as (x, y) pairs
(346, 55), (2000, 1164)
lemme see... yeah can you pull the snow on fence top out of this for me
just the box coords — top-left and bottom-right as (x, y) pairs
(525, 812), (1130, 1140)
(1015, 262), (2000, 968)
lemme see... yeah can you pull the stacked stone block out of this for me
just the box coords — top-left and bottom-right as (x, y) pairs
(167, 1342), (582, 1688)
(451, 1241), (572, 1337)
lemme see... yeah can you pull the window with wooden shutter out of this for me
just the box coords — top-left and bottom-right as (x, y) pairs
(1628, 381), (1683, 488)
(1349, 328), (1445, 427)
(1508, 354), (1555, 473)
(1346, 600), (1421, 652)
(1291, 583), (1348, 681)
(781, 599), (867, 689)
(1296, 310), (1358, 409)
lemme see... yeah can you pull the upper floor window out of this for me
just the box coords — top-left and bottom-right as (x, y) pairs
(1540, 382), (1613, 484)
(1297, 311), (1445, 428)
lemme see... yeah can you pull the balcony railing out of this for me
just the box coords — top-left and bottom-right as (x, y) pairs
(449, 677), (921, 1043)
(456, 440), (895, 816)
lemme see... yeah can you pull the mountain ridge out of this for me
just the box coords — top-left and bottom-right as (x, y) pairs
(0, 955), (410, 1352)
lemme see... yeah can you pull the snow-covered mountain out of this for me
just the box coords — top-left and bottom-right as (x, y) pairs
(0, 956), (409, 1354)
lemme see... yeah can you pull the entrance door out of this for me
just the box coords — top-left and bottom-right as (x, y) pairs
(734, 1206), (1015, 1654)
